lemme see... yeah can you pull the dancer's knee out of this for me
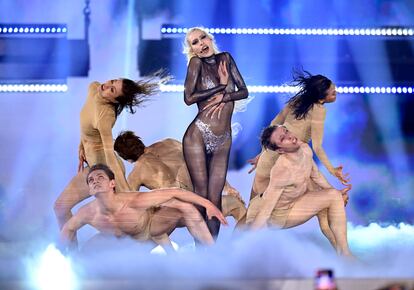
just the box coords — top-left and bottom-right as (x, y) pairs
(326, 188), (342, 203)
(54, 197), (69, 216)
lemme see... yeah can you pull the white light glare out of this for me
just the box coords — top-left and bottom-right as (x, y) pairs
(28, 244), (78, 290)
(0, 84), (68, 93)
(160, 85), (413, 94)
(161, 26), (414, 37)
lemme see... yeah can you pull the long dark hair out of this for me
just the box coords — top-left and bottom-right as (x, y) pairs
(287, 71), (333, 120)
(113, 72), (171, 117)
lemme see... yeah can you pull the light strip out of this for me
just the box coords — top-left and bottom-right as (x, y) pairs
(0, 25), (67, 35)
(161, 27), (414, 37)
(160, 84), (414, 94)
(0, 84), (68, 92)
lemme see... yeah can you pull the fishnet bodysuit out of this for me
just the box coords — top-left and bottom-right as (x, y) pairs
(183, 52), (248, 238)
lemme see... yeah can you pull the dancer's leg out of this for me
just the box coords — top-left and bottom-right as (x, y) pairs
(283, 188), (352, 256)
(54, 170), (90, 229)
(150, 200), (214, 245)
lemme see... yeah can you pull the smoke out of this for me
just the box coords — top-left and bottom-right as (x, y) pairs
(43, 222), (414, 280)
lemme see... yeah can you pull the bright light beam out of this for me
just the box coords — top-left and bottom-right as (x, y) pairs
(27, 244), (78, 290)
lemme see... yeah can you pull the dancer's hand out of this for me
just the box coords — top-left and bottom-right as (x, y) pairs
(218, 60), (228, 85)
(205, 102), (225, 119)
(78, 148), (88, 172)
(204, 94), (224, 110)
(247, 154), (260, 174)
(333, 165), (350, 185)
(206, 203), (228, 225)
(224, 184), (245, 205)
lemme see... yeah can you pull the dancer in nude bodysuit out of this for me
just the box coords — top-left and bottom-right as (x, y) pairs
(182, 27), (248, 238)
(248, 72), (350, 248)
(54, 78), (160, 231)
(60, 164), (227, 251)
(247, 125), (352, 256)
(114, 131), (246, 223)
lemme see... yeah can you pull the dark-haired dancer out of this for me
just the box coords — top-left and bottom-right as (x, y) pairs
(182, 27), (248, 238)
(113, 131), (246, 223)
(54, 77), (161, 232)
(248, 72), (350, 248)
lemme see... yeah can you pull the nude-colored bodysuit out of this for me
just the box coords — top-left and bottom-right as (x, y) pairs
(254, 103), (335, 196)
(79, 82), (129, 192)
(126, 138), (246, 221)
(86, 198), (156, 242)
(247, 143), (332, 227)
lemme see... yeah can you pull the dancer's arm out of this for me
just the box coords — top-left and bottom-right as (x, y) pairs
(311, 106), (349, 185)
(77, 141), (87, 172)
(311, 106), (335, 174)
(97, 111), (131, 192)
(130, 189), (227, 224)
(60, 206), (90, 251)
(184, 57), (226, 105)
(310, 160), (333, 189)
(222, 53), (249, 102)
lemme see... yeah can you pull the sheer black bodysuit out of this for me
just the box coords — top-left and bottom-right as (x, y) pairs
(183, 52), (248, 238)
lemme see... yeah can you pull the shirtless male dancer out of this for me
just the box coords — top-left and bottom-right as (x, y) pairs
(247, 125), (352, 256)
(60, 164), (227, 252)
(114, 131), (246, 223)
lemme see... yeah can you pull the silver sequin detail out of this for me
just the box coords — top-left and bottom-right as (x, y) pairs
(203, 77), (216, 89)
(195, 119), (230, 154)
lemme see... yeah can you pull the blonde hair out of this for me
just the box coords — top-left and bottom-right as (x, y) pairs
(182, 27), (220, 63)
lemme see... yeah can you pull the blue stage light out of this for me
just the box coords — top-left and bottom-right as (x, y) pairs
(0, 24), (68, 34)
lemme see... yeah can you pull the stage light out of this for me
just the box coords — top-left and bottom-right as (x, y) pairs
(0, 83), (68, 93)
(160, 25), (414, 37)
(160, 84), (413, 94)
(27, 244), (78, 290)
(0, 24), (67, 34)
